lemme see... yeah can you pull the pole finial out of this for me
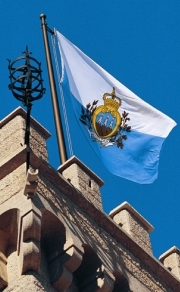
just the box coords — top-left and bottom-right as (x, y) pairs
(40, 14), (46, 20)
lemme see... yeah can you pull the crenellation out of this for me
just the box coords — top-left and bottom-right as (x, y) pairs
(109, 202), (153, 255)
(58, 156), (104, 210)
(29, 125), (49, 162)
(128, 212), (152, 253)
(0, 163), (26, 205)
(33, 171), (175, 291)
(0, 107), (50, 165)
(159, 247), (180, 280)
(0, 115), (25, 139)
(0, 108), (179, 291)
(0, 129), (24, 163)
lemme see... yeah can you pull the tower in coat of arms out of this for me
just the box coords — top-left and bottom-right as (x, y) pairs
(79, 87), (131, 149)
(92, 87), (122, 139)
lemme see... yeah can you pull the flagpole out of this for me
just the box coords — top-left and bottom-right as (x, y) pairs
(40, 14), (67, 164)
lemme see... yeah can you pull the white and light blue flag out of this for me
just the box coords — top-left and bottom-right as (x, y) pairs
(56, 31), (176, 184)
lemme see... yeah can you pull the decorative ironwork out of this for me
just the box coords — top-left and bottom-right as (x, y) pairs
(8, 47), (45, 172)
(8, 46), (45, 105)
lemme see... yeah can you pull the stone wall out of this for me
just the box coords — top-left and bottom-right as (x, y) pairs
(0, 108), (180, 292)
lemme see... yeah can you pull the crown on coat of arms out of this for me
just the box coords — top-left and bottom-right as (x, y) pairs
(103, 87), (121, 111)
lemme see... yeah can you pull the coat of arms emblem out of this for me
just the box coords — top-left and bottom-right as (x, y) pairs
(79, 87), (131, 149)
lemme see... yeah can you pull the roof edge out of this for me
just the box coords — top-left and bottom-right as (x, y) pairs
(0, 107), (51, 139)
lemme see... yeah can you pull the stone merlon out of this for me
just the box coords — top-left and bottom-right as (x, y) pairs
(109, 201), (154, 254)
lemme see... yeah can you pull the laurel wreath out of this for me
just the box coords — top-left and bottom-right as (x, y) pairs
(79, 100), (131, 149)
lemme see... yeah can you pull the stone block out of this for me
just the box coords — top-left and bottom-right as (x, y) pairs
(109, 201), (154, 254)
(0, 107), (50, 164)
(58, 156), (104, 210)
(160, 246), (180, 280)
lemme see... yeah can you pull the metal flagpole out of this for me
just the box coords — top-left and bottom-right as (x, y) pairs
(40, 14), (67, 164)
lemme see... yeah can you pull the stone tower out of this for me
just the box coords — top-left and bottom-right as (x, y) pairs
(0, 107), (179, 291)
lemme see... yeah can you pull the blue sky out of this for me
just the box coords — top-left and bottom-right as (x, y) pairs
(0, 1), (179, 259)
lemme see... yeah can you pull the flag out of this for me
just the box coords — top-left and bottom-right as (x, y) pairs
(56, 31), (176, 184)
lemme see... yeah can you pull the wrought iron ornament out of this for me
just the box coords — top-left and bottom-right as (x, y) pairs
(8, 47), (45, 171)
(8, 46), (45, 105)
